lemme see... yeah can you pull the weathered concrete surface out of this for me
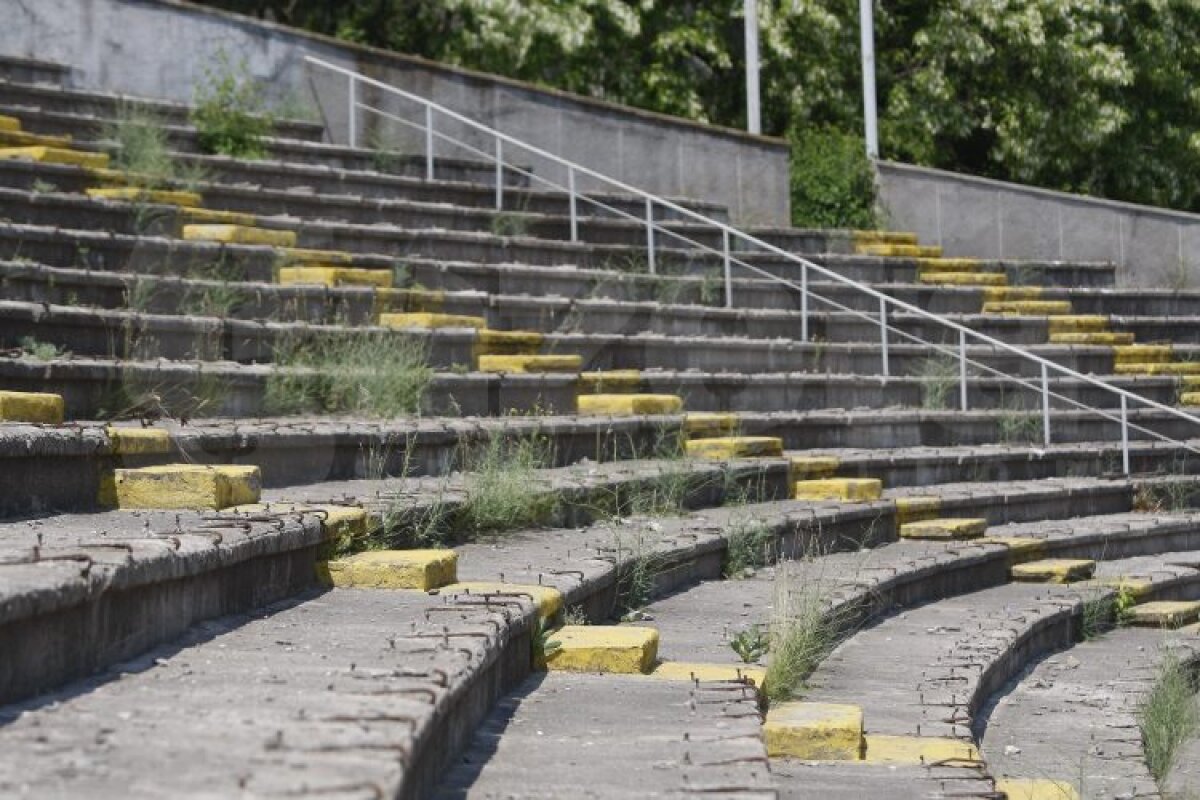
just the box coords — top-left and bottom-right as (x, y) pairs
(0, 587), (534, 800)
(437, 673), (775, 798)
(773, 760), (995, 799)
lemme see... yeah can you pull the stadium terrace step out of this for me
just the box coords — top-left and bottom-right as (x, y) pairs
(0, 54), (72, 85)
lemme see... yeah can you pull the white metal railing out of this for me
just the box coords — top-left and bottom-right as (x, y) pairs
(306, 55), (1200, 474)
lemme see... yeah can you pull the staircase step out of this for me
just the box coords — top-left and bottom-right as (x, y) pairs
(0, 129), (72, 148)
(379, 311), (487, 329)
(1009, 558), (1096, 584)
(0, 389), (64, 422)
(179, 207), (257, 226)
(0, 144), (108, 169)
(1125, 599), (1200, 628)
(1047, 315), (1111, 334)
(86, 186), (202, 207)
(1113, 344), (1173, 365)
(853, 230), (919, 246)
(898, 517), (988, 541)
(1049, 331), (1136, 345)
(476, 354), (582, 373)
(919, 271), (1007, 287)
(579, 369), (643, 392)
(109, 464), (261, 510)
(683, 435), (783, 459)
(1115, 361), (1200, 375)
(983, 286), (1044, 302)
(278, 265), (393, 288)
(543, 626), (659, 674)
(577, 394), (683, 415)
(0, 114), (18, 132)
(318, 548), (458, 591)
(682, 411), (739, 437)
(793, 477), (883, 501)
(915, 257), (981, 273)
(857, 243), (943, 258)
(982, 300), (1074, 315)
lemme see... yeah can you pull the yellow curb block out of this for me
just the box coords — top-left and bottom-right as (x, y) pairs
(982, 300), (1073, 315)
(894, 496), (942, 524)
(764, 702), (864, 760)
(372, 288), (446, 314)
(1116, 362), (1200, 376)
(278, 266), (394, 289)
(86, 187), (202, 207)
(789, 455), (840, 480)
(1126, 600), (1200, 628)
(0, 145), (109, 169)
(110, 464), (261, 510)
(379, 311), (486, 329)
(683, 412), (739, 438)
(1113, 344), (1172, 365)
(0, 130), (72, 148)
(437, 581), (563, 619)
(853, 230), (919, 246)
(0, 115), (19, 132)
(684, 436), (783, 459)
(1010, 558), (1096, 584)
(0, 390), (65, 423)
(230, 502), (373, 546)
(180, 207), (258, 226)
(793, 478), (882, 502)
(318, 549), (457, 591)
(105, 426), (171, 455)
(278, 247), (355, 265)
(899, 517), (988, 541)
(915, 257), (981, 273)
(982, 286), (1043, 303)
(579, 370), (643, 393)
(578, 394), (684, 415)
(1048, 332), (1136, 346)
(1084, 576), (1154, 599)
(978, 536), (1047, 564)
(476, 354), (582, 373)
(474, 329), (544, 356)
(543, 626), (659, 674)
(181, 223), (297, 247)
(919, 272), (1007, 287)
(996, 778), (1080, 800)
(1046, 315), (1110, 334)
(856, 243), (943, 258)
(646, 661), (766, 688)
(862, 734), (981, 765)
(1180, 391), (1200, 406)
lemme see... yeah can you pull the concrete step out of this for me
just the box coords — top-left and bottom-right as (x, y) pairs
(0, 55), (71, 86)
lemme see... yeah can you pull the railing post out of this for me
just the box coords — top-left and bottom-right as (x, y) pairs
(879, 296), (889, 377)
(800, 263), (808, 342)
(1040, 363), (1051, 446)
(1120, 395), (1130, 475)
(424, 105), (435, 181)
(494, 138), (503, 211)
(645, 197), (656, 275)
(722, 229), (733, 309)
(958, 329), (968, 411)
(568, 166), (578, 242)
(347, 74), (357, 149)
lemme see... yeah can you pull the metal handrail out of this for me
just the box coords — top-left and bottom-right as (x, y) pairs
(305, 54), (1200, 472)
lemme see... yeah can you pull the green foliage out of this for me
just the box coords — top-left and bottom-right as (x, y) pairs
(456, 433), (559, 533)
(913, 352), (959, 410)
(789, 125), (877, 228)
(764, 566), (838, 704)
(191, 52), (273, 158)
(1139, 651), (1198, 781)
(19, 336), (65, 360)
(724, 515), (775, 578)
(104, 105), (185, 189)
(531, 616), (562, 668)
(729, 625), (769, 664)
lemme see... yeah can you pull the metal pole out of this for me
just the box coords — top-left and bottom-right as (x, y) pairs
(347, 75), (357, 148)
(568, 167), (578, 242)
(646, 198), (656, 275)
(959, 330), (968, 411)
(879, 296), (889, 377)
(859, 0), (879, 158)
(424, 105), (434, 180)
(744, 0), (761, 135)
(800, 263), (809, 342)
(494, 138), (503, 211)
(1120, 395), (1130, 475)
(723, 229), (733, 309)
(1041, 364), (1051, 446)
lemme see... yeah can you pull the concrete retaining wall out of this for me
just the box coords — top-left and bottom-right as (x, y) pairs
(0, 0), (791, 225)
(877, 160), (1200, 288)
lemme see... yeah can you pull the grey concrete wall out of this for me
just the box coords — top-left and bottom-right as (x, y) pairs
(0, 0), (790, 226)
(877, 160), (1200, 288)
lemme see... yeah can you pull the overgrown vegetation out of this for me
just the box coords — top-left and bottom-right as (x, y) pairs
(997, 401), (1044, 445)
(191, 52), (273, 159)
(1139, 651), (1198, 782)
(104, 105), (181, 189)
(456, 433), (559, 534)
(265, 330), (432, 417)
(18, 336), (65, 360)
(789, 125), (877, 229)
(763, 562), (842, 704)
(729, 624), (770, 664)
(723, 513), (776, 578)
(913, 351), (959, 410)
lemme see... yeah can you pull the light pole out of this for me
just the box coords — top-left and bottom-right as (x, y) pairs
(859, 0), (879, 157)
(745, 0), (761, 135)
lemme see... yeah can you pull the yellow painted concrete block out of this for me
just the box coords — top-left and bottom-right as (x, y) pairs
(982, 286), (1043, 303)
(978, 536), (1047, 564)
(231, 502), (373, 545)
(1085, 576), (1154, 599)
(1048, 332), (1136, 346)
(0, 145), (108, 169)
(684, 436), (783, 459)
(278, 266), (393, 289)
(1116, 362), (1200, 376)
(320, 549), (457, 591)
(1180, 391), (1200, 406)
(789, 455), (840, 480)
(683, 412), (738, 438)
(1010, 558), (1096, 584)
(857, 243), (942, 258)
(1126, 600), (1200, 628)
(544, 625), (659, 674)
(181, 224), (297, 247)
(0, 390), (64, 423)
(1114, 344), (1172, 365)
(862, 734), (981, 765)
(982, 300), (1073, 315)
(1047, 316), (1110, 334)
(915, 257), (980, 273)
(380, 312), (487, 329)
(579, 370), (642, 393)
(894, 496), (942, 524)
(477, 354), (582, 373)
(0, 115), (19, 132)
(86, 187), (202, 207)
(793, 478), (882, 502)
(996, 778), (1080, 800)
(647, 661), (767, 688)
(0, 130), (72, 148)
(180, 207), (258, 226)
(919, 272), (1007, 287)
(853, 230), (919, 246)
(437, 581), (563, 619)
(372, 287), (446, 314)
(474, 329), (544, 355)
(578, 394), (684, 416)
(111, 464), (261, 510)
(278, 247), (355, 265)
(105, 426), (171, 455)
(899, 517), (988, 541)
(764, 702), (864, 760)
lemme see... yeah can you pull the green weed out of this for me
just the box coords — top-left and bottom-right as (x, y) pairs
(191, 51), (273, 159)
(1139, 651), (1198, 781)
(730, 625), (770, 664)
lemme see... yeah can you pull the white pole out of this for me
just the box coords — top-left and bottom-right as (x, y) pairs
(744, 0), (761, 135)
(859, 0), (879, 158)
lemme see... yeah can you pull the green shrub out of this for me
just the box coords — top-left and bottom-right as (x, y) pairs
(191, 52), (273, 158)
(789, 125), (877, 229)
